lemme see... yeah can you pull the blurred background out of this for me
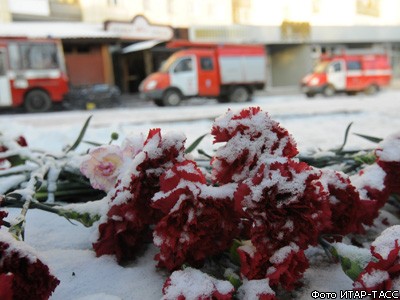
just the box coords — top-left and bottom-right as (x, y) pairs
(1, 0), (400, 93)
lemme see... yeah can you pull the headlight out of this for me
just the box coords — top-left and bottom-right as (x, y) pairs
(309, 77), (320, 86)
(146, 80), (157, 90)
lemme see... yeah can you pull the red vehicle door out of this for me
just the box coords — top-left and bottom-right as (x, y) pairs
(196, 52), (220, 97)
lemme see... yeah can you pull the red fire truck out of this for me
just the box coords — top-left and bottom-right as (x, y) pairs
(139, 40), (267, 106)
(301, 51), (392, 97)
(0, 38), (69, 112)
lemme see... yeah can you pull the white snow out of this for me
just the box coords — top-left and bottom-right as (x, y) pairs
(1, 90), (400, 299)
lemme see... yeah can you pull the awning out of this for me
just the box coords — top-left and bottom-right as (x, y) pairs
(122, 40), (163, 54)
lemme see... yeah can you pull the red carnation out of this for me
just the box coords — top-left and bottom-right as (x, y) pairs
(162, 267), (234, 300)
(152, 160), (240, 271)
(0, 136), (28, 169)
(0, 273), (14, 300)
(235, 159), (331, 257)
(93, 129), (186, 263)
(350, 164), (391, 228)
(0, 231), (59, 300)
(354, 225), (400, 293)
(375, 131), (400, 194)
(237, 242), (308, 290)
(266, 243), (309, 291)
(237, 243), (269, 280)
(320, 169), (365, 235)
(0, 210), (8, 228)
(211, 107), (298, 184)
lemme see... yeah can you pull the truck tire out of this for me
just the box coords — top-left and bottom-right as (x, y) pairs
(153, 99), (165, 107)
(229, 86), (250, 103)
(162, 89), (182, 106)
(364, 84), (378, 95)
(305, 92), (315, 98)
(216, 95), (229, 103)
(323, 85), (335, 97)
(24, 90), (52, 113)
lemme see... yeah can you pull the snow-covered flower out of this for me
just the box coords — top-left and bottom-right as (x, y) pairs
(236, 278), (276, 300)
(80, 145), (124, 192)
(237, 242), (309, 290)
(93, 128), (186, 263)
(211, 107), (298, 184)
(0, 135), (28, 169)
(0, 231), (59, 300)
(350, 163), (391, 228)
(152, 160), (240, 271)
(320, 169), (365, 235)
(354, 225), (400, 292)
(235, 158), (331, 256)
(375, 131), (400, 194)
(162, 267), (235, 300)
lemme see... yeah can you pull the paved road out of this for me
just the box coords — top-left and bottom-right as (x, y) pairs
(1, 88), (399, 129)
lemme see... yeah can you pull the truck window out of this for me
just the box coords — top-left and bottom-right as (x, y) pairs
(8, 43), (21, 70)
(20, 43), (59, 70)
(0, 51), (6, 75)
(200, 57), (213, 71)
(347, 61), (361, 71)
(328, 61), (342, 73)
(174, 58), (193, 73)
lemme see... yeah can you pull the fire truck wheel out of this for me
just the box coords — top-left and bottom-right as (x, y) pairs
(305, 92), (315, 98)
(162, 89), (182, 106)
(323, 85), (335, 97)
(153, 99), (165, 107)
(364, 84), (378, 95)
(229, 86), (250, 103)
(24, 90), (52, 113)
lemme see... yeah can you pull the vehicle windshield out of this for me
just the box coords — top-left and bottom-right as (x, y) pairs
(313, 61), (329, 73)
(9, 42), (60, 70)
(159, 53), (179, 72)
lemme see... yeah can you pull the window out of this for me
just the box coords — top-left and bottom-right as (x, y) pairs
(19, 43), (59, 70)
(347, 61), (361, 71)
(8, 43), (21, 70)
(0, 51), (6, 75)
(200, 57), (213, 71)
(329, 62), (342, 72)
(174, 58), (193, 73)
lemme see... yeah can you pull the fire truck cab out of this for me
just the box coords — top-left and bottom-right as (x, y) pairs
(0, 38), (69, 112)
(139, 40), (267, 106)
(301, 52), (392, 97)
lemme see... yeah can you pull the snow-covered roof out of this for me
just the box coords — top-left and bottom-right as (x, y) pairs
(0, 22), (119, 39)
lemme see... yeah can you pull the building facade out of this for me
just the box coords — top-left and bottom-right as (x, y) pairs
(1, 0), (400, 92)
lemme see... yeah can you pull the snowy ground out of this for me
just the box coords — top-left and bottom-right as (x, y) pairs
(1, 89), (400, 299)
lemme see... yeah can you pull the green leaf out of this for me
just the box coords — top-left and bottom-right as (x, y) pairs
(319, 237), (373, 282)
(353, 133), (383, 143)
(229, 239), (242, 266)
(197, 149), (213, 159)
(83, 140), (102, 147)
(185, 133), (208, 154)
(354, 152), (377, 165)
(336, 122), (353, 153)
(225, 273), (242, 289)
(58, 209), (100, 227)
(66, 115), (93, 153)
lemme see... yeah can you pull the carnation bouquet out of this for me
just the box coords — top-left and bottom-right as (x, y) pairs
(0, 106), (399, 299)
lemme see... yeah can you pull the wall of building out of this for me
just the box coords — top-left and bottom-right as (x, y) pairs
(80, 0), (232, 27)
(0, 0), (11, 22)
(269, 45), (313, 87)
